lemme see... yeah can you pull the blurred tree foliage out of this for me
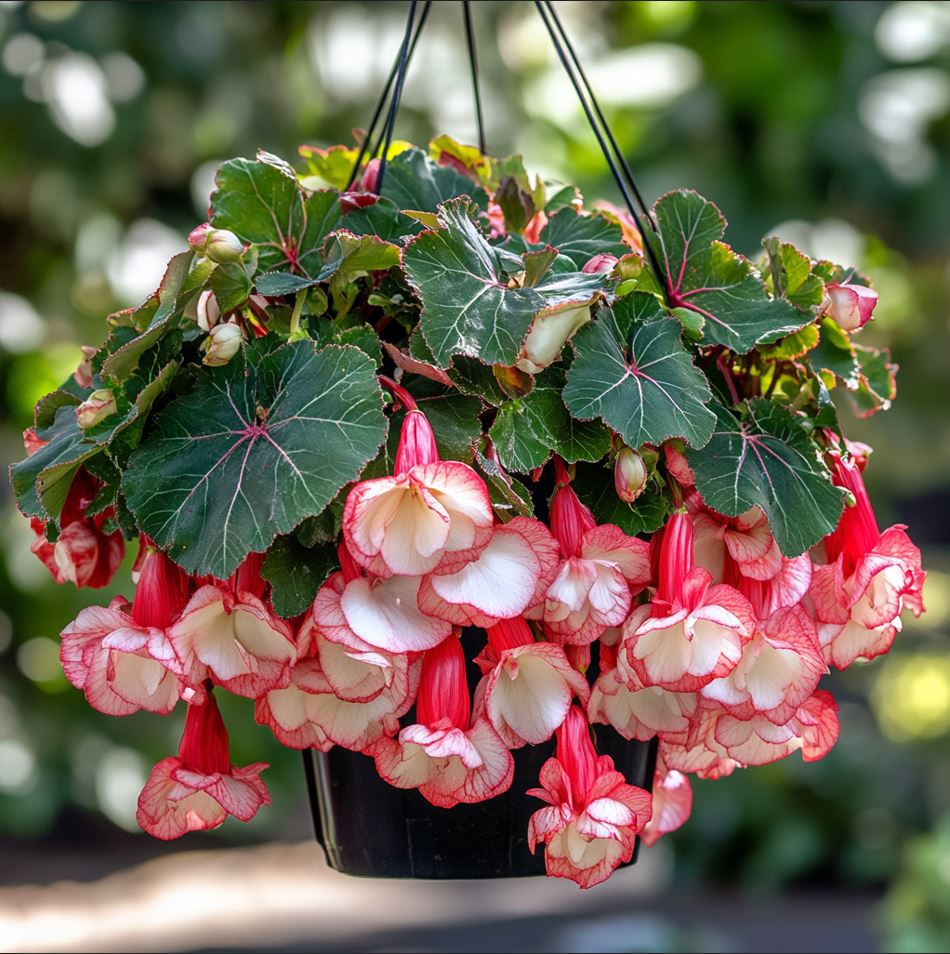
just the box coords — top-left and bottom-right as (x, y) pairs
(0, 0), (948, 926)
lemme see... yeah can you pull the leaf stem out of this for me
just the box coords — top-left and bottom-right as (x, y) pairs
(289, 290), (306, 336)
(378, 374), (417, 411)
(716, 350), (742, 406)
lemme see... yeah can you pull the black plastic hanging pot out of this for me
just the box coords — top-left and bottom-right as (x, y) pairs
(303, 726), (657, 880)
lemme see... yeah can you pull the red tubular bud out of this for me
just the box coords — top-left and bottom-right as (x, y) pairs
(395, 410), (439, 474)
(179, 693), (231, 776)
(416, 635), (470, 730)
(555, 705), (599, 806)
(131, 548), (191, 628)
(656, 511), (695, 607)
(549, 478), (597, 557)
(487, 616), (534, 655)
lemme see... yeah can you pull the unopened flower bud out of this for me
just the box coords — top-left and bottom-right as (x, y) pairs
(196, 290), (221, 331)
(516, 304), (591, 375)
(204, 229), (245, 264)
(76, 389), (117, 429)
(824, 282), (878, 332)
(614, 447), (648, 503)
(616, 252), (643, 281)
(202, 322), (244, 366)
(582, 253), (618, 274)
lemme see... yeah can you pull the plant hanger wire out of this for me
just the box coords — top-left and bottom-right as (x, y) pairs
(347, 0), (665, 285)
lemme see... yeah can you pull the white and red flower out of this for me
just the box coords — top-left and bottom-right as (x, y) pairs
(168, 553), (296, 697)
(255, 613), (419, 752)
(621, 512), (755, 692)
(661, 690), (840, 779)
(589, 664), (698, 742)
(373, 634), (514, 807)
(137, 692), (269, 840)
(27, 459), (124, 590)
(418, 517), (559, 628)
(811, 453), (925, 669)
(527, 705), (652, 888)
(476, 616), (590, 747)
(59, 547), (190, 716)
(692, 502), (782, 584)
(343, 401), (493, 578)
(531, 461), (651, 646)
(701, 591), (827, 725)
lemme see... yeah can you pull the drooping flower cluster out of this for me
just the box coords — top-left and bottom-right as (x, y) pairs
(14, 135), (922, 888)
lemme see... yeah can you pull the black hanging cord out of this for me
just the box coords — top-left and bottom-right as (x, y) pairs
(462, 1), (487, 154)
(345, 0), (431, 192)
(542, 1), (654, 226)
(375, 0), (418, 196)
(533, 1), (668, 290)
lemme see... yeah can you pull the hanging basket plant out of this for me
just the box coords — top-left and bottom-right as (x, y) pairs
(9, 0), (925, 889)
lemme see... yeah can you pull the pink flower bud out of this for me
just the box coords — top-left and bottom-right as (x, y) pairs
(614, 447), (647, 503)
(360, 158), (380, 195)
(394, 409), (439, 474)
(581, 253), (618, 274)
(196, 290), (221, 331)
(187, 223), (213, 251)
(23, 427), (47, 457)
(825, 282), (878, 332)
(202, 322), (244, 366)
(76, 389), (117, 429)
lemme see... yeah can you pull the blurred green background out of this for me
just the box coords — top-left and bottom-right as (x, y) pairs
(0, 1), (948, 951)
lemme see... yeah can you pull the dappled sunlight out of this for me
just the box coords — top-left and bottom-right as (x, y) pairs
(0, 840), (664, 953)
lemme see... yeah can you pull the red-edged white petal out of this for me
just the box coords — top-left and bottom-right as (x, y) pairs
(580, 525), (652, 587)
(337, 574), (451, 654)
(822, 617), (898, 670)
(588, 666), (696, 741)
(809, 560), (851, 625)
(723, 510), (782, 581)
(315, 631), (408, 703)
(418, 518), (560, 627)
(763, 554), (813, 615)
(714, 689), (840, 766)
(483, 642), (590, 747)
(543, 557), (632, 646)
(135, 756), (269, 840)
(542, 822), (631, 889)
(641, 762), (692, 847)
